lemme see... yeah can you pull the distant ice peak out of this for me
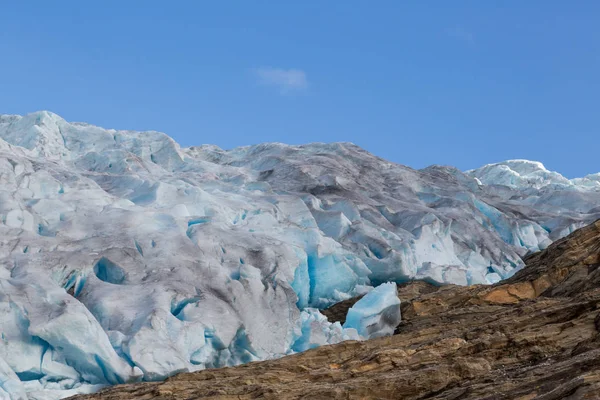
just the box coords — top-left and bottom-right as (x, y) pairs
(466, 159), (599, 191)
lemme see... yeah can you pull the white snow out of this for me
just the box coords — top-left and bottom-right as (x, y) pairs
(0, 111), (598, 398)
(466, 159), (598, 190)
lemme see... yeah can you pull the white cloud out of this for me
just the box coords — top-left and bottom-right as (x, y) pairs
(254, 67), (308, 93)
(448, 26), (475, 46)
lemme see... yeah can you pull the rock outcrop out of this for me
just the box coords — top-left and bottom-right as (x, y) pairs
(72, 220), (600, 399)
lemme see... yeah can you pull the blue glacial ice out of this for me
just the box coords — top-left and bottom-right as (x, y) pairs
(0, 112), (598, 398)
(291, 309), (360, 353)
(343, 282), (401, 339)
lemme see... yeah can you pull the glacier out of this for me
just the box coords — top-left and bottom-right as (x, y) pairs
(0, 111), (598, 399)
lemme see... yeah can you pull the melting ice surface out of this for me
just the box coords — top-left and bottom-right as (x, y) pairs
(0, 112), (599, 399)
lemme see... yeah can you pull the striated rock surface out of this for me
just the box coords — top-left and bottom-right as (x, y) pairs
(72, 219), (600, 399)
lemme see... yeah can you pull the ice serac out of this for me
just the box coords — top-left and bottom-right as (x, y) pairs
(291, 309), (360, 353)
(0, 111), (598, 398)
(343, 282), (401, 339)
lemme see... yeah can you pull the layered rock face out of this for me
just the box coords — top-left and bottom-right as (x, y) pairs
(73, 219), (600, 399)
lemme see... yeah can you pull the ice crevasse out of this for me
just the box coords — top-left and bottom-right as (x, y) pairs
(0, 112), (598, 398)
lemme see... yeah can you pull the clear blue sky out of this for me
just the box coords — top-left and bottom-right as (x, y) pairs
(1, 2), (599, 178)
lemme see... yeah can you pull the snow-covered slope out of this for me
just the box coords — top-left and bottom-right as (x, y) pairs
(0, 111), (598, 399)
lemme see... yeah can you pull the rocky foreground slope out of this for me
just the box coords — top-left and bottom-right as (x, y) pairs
(74, 220), (600, 399)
